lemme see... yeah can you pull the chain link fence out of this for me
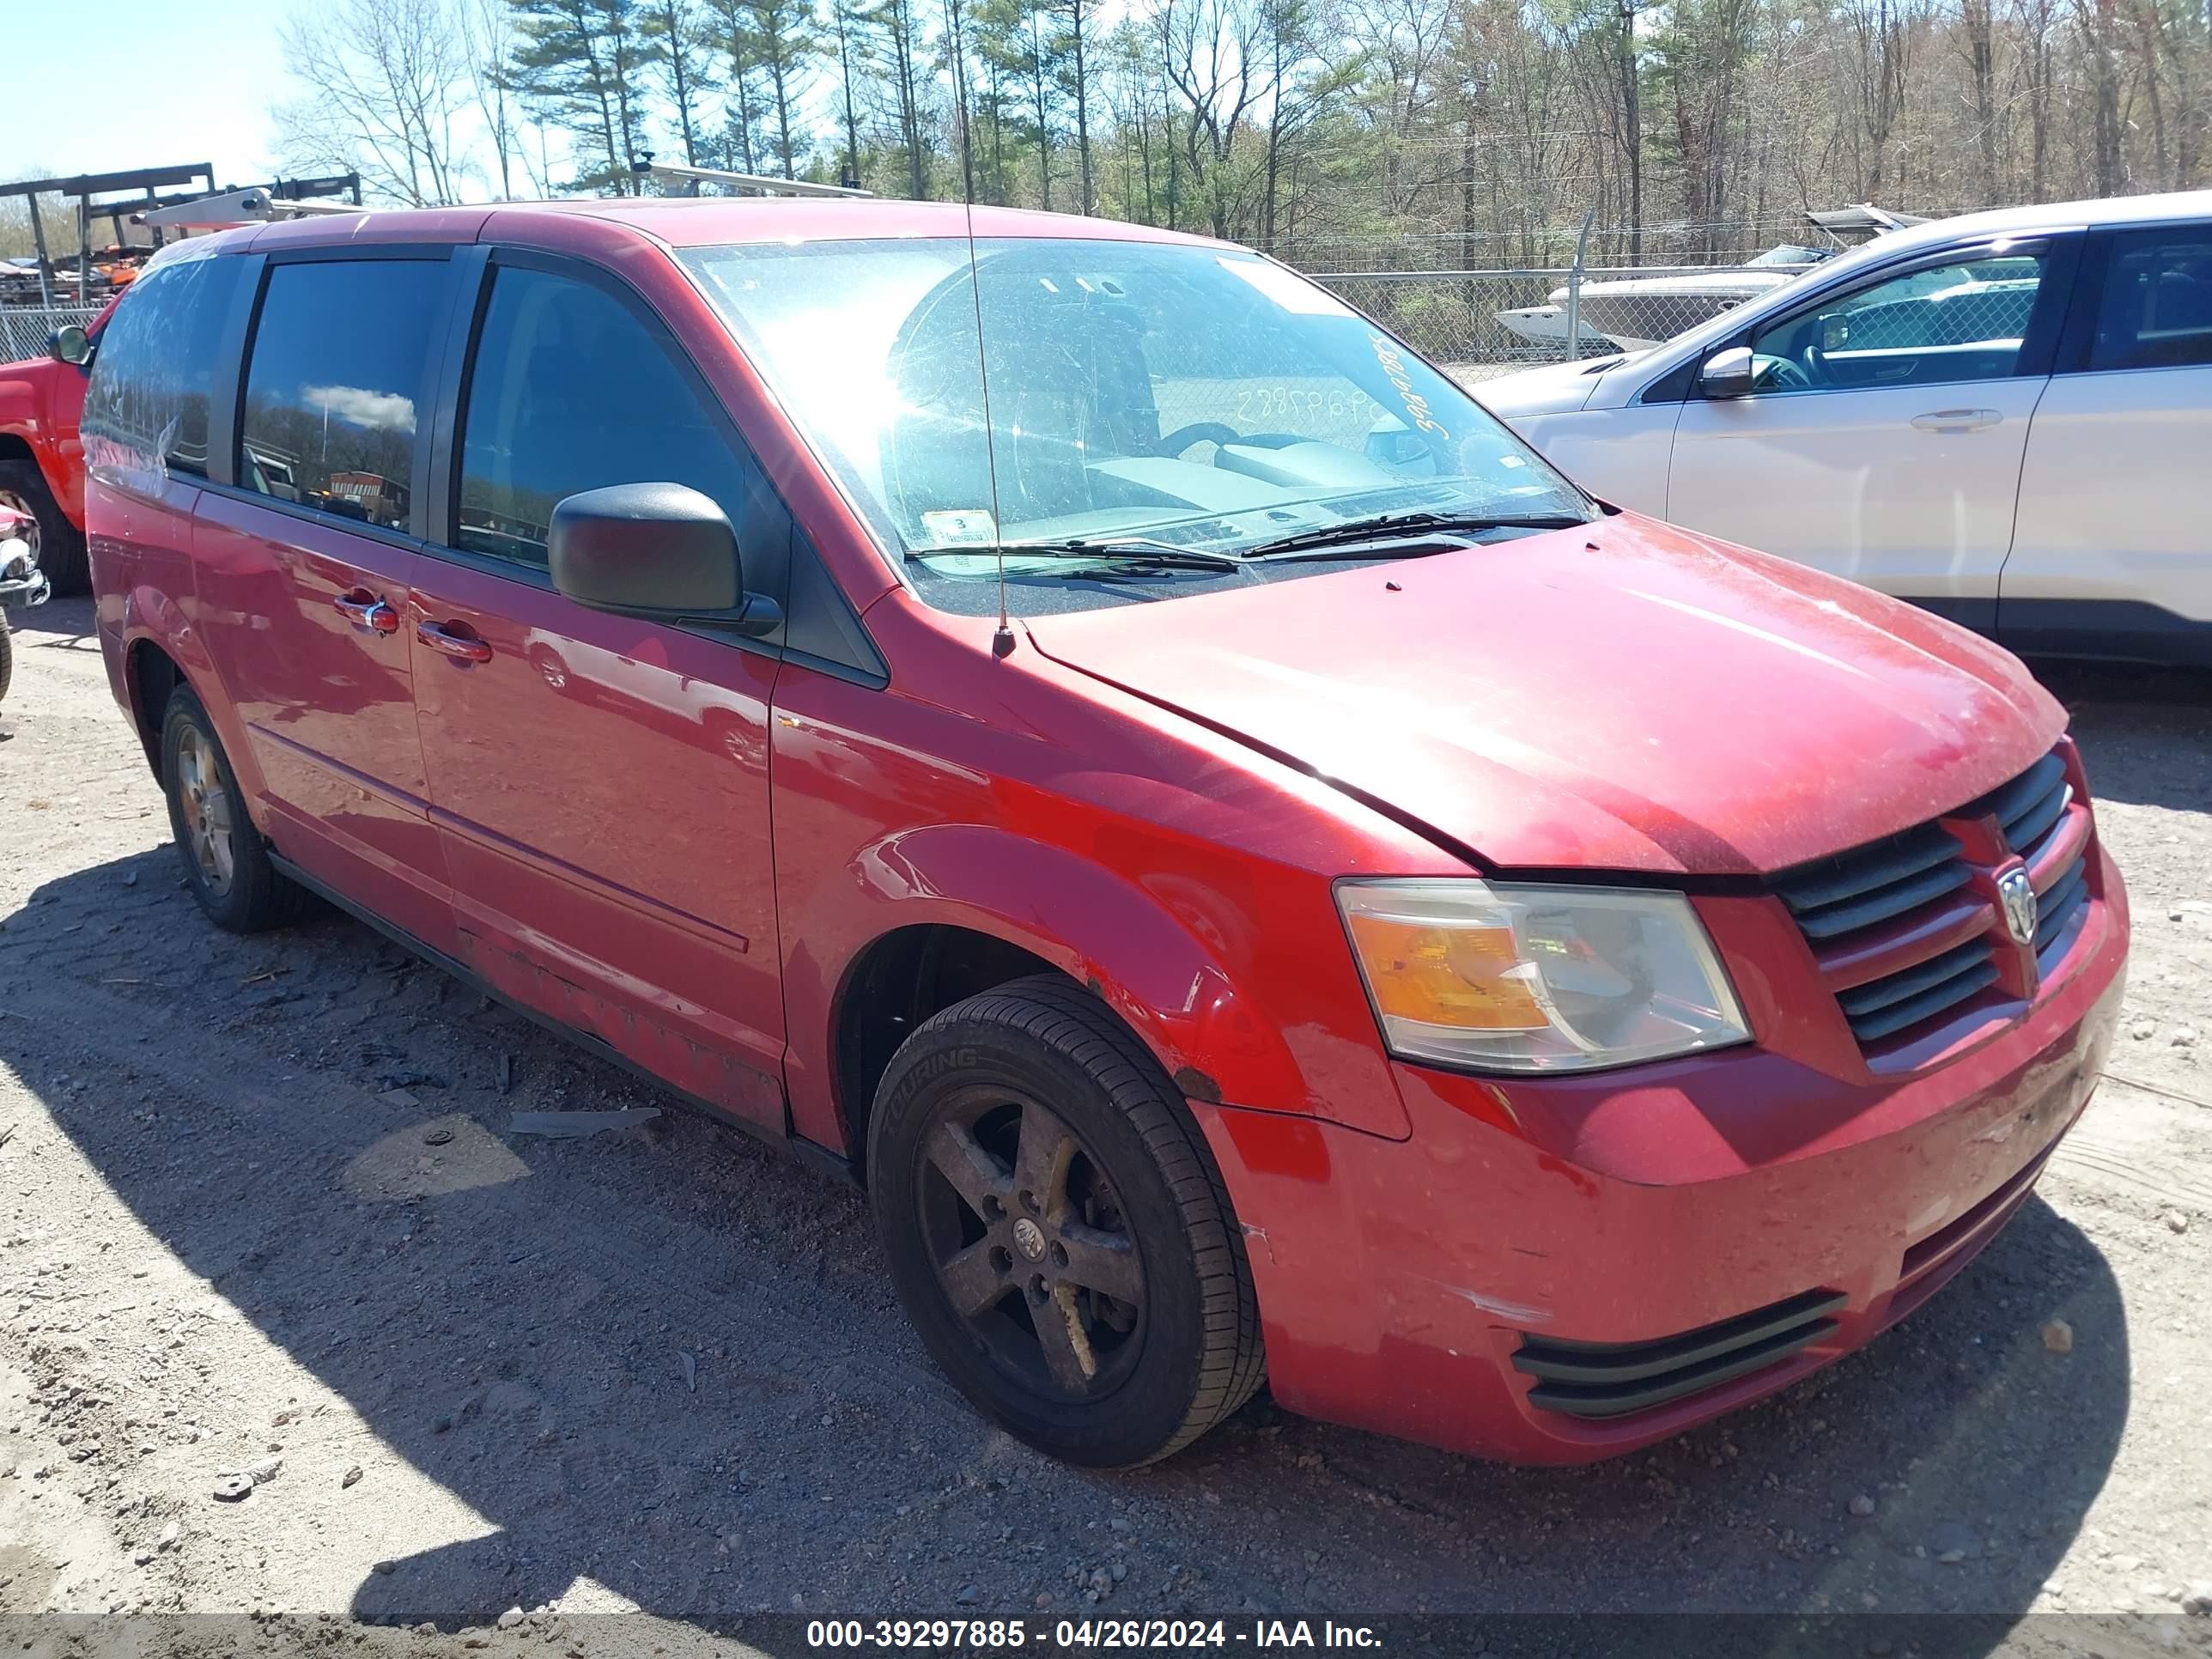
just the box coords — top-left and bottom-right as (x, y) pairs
(1308, 261), (1824, 381)
(0, 305), (102, 365)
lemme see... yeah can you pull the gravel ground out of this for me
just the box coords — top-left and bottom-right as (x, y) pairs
(1, 596), (2209, 1642)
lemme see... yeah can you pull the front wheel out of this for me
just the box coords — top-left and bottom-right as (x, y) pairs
(869, 975), (1265, 1468)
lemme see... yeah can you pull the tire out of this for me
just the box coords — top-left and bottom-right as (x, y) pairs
(0, 611), (12, 705)
(160, 685), (305, 933)
(869, 975), (1265, 1468)
(0, 459), (88, 596)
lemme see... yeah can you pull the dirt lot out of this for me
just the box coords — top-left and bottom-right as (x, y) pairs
(1, 594), (2209, 1642)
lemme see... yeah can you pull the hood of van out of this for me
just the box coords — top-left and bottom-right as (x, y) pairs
(1024, 514), (2065, 876)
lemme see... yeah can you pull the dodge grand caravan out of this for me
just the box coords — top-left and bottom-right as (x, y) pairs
(84, 201), (2128, 1469)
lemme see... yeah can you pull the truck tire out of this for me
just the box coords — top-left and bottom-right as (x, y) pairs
(0, 611), (12, 705)
(0, 459), (88, 596)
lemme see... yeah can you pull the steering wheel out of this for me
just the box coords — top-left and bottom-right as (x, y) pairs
(1755, 352), (1814, 392)
(1155, 422), (1242, 458)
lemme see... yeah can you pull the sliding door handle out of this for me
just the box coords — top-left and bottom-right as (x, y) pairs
(333, 590), (400, 635)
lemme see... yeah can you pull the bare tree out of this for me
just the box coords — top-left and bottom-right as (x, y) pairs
(461, 0), (524, 198)
(1155, 0), (1268, 238)
(276, 0), (471, 205)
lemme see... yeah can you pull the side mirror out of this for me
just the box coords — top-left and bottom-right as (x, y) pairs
(1698, 346), (1756, 399)
(49, 325), (93, 368)
(548, 483), (780, 636)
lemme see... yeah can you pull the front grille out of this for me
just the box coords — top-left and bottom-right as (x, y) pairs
(1835, 938), (2001, 1043)
(1774, 823), (1996, 1047)
(1514, 1289), (1844, 1419)
(1772, 744), (2094, 1060)
(1991, 752), (2071, 862)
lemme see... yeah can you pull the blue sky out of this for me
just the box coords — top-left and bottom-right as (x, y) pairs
(4, 0), (295, 187)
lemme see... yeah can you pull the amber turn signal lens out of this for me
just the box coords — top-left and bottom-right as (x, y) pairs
(1343, 912), (1547, 1031)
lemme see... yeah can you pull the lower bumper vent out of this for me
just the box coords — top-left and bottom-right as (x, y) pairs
(1513, 1288), (1845, 1419)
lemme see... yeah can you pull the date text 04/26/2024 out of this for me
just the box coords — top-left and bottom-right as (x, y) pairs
(804, 1620), (1385, 1650)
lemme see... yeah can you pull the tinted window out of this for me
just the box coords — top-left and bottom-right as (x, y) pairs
(1747, 252), (2049, 394)
(81, 251), (248, 480)
(2087, 227), (2212, 372)
(239, 260), (447, 531)
(455, 266), (773, 575)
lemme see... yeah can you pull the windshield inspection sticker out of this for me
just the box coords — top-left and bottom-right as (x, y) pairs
(1218, 256), (1357, 317)
(1367, 333), (1451, 441)
(921, 509), (999, 547)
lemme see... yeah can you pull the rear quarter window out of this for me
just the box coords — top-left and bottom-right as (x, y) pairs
(82, 252), (249, 483)
(2088, 227), (2212, 372)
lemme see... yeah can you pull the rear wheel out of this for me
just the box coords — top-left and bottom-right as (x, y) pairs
(0, 459), (88, 596)
(869, 975), (1264, 1467)
(161, 686), (305, 933)
(0, 611), (12, 704)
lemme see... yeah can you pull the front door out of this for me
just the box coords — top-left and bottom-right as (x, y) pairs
(190, 253), (457, 950)
(1667, 245), (2064, 627)
(408, 257), (787, 1133)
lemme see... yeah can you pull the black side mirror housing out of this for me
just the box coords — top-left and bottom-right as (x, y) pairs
(1697, 346), (1755, 399)
(49, 324), (92, 368)
(547, 483), (780, 636)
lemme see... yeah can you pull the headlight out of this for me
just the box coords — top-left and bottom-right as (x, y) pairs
(1337, 879), (1750, 1073)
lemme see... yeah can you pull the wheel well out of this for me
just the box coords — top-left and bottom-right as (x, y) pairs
(125, 640), (182, 776)
(833, 924), (1060, 1182)
(0, 435), (34, 466)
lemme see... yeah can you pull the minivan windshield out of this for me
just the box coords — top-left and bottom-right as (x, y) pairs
(682, 237), (1592, 612)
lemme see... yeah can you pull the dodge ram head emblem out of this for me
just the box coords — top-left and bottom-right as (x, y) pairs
(1998, 867), (2039, 946)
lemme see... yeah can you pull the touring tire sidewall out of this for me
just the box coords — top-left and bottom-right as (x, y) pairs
(872, 1015), (1212, 1468)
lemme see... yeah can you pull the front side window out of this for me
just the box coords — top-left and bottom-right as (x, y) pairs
(1747, 249), (2050, 394)
(682, 237), (1589, 614)
(2087, 227), (2212, 372)
(238, 259), (447, 531)
(82, 248), (249, 482)
(453, 265), (772, 574)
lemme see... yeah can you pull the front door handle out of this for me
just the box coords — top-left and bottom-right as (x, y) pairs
(334, 590), (399, 635)
(416, 619), (494, 664)
(1911, 408), (2002, 432)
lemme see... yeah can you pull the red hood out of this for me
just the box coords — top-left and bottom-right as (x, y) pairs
(1024, 514), (2065, 876)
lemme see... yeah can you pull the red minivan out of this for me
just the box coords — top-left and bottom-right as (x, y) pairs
(85, 202), (2128, 1469)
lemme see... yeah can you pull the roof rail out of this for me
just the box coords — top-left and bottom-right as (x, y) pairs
(139, 187), (362, 229)
(638, 161), (872, 199)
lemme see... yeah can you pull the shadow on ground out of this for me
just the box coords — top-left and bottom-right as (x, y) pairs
(1, 845), (2133, 1634)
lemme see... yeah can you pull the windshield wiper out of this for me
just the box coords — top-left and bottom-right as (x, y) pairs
(1241, 511), (1589, 562)
(910, 537), (1244, 573)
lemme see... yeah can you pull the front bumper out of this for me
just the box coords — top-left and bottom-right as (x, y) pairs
(0, 568), (49, 610)
(1193, 844), (2128, 1463)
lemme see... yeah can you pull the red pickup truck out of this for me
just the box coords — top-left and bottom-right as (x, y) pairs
(0, 300), (112, 594)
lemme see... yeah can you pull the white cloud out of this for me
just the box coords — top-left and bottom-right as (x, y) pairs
(307, 384), (416, 433)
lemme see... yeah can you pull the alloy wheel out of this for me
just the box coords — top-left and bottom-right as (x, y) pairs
(917, 1091), (1146, 1397)
(173, 725), (236, 896)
